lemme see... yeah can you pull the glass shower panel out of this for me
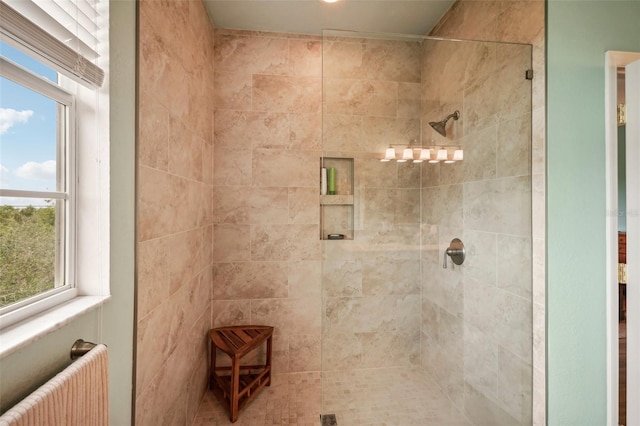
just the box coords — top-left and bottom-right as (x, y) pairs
(321, 30), (532, 426)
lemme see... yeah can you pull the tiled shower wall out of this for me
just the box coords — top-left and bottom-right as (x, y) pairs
(420, 38), (533, 424)
(210, 29), (324, 373)
(429, 1), (545, 424)
(136, 1), (216, 424)
(210, 30), (426, 373)
(321, 36), (424, 370)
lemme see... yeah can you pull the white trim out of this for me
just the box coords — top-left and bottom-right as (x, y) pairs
(0, 56), (73, 103)
(625, 57), (640, 426)
(0, 53), (77, 323)
(0, 295), (110, 359)
(605, 50), (640, 426)
(0, 287), (75, 328)
(0, 189), (68, 199)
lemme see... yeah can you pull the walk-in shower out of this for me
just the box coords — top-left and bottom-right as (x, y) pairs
(429, 110), (460, 137)
(321, 29), (533, 425)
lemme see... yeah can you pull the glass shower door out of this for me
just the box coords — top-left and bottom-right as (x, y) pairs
(320, 30), (533, 426)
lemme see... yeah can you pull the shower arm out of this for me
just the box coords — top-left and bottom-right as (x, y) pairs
(442, 111), (460, 124)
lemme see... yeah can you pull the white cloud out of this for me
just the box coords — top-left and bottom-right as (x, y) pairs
(15, 160), (56, 181)
(0, 108), (34, 135)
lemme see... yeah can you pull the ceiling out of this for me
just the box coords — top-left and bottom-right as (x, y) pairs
(202, 0), (456, 36)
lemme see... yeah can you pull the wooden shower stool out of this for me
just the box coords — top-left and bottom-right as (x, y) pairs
(208, 325), (274, 423)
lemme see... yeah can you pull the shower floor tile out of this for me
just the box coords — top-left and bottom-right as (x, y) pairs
(192, 367), (470, 425)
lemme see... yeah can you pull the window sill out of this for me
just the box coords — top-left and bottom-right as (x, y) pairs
(0, 295), (111, 360)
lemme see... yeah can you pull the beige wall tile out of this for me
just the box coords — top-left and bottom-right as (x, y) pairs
(213, 146), (252, 186)
(252, 149), (318, 187)
(397, 82), (422, 119)
(496, 234), (532, 300)
(137, 237), (169, 320)
(212, 224), (250, 261)
(322, 330), (362, 371)
(169, 117), (203, 182)
(167, 228), (208, 295)
(463, 176), (531, 236)
(322, 259), (363, 297)
(138, 165), (187, 241)
(212, 262), (288, 299)
(215, 33), (290, 76)
(249, 187), (289, 224)
(214, 71), (251, 110)
(288, 187), (320, 224)
(214, 110), (288, 150)
(251, 298), (321, 336)
(137, 1), (215, 424)
(211, 300), (252, 327)
(252, 75), (321, 113)
(288, 260), (321, 299)
(324, 78), (398, 117)
(289, 113), (322, 151)
(289, 39), (322, 77)
(138, 91), (169, 171)
(497, 347), (533, 423)
(289, 334), (321, 372)
(212, 188), (249, 224)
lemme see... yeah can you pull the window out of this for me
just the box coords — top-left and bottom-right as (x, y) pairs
(0, 0), (109, 334)
(1, 44), (76, 317)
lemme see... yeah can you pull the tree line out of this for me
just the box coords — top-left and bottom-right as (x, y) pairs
(0, 205), (56, 307)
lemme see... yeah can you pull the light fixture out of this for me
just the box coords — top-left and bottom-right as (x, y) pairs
(321, 0), (340, 3)
(414, 149), (430, 163)
(397, 148), (413, 163)
(380, 147), (396, 162)
(379, 143), (463, 165)
(413, 149), (428, 163)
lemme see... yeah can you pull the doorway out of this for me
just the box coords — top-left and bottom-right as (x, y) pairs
(606, 51), (640, 426)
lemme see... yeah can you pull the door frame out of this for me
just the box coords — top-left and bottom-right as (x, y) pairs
(605, 50), (640, 426)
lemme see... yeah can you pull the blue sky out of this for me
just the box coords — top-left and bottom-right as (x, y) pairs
(1, 41), (58, 205)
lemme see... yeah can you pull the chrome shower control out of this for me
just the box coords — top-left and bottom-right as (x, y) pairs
(443, 238), (465, 268)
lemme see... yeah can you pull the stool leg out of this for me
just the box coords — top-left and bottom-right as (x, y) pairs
(266, 335), (272, 387)
(230, 354), (240, 423)
(210, 344), (217, 390)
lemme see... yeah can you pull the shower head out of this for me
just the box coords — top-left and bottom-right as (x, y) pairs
(429, 110), (460, 137)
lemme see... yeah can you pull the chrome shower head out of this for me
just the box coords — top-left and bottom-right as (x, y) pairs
(429, 110), (460, 137)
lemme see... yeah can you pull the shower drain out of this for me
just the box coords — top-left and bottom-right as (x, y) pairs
(320, 414), (338, 425)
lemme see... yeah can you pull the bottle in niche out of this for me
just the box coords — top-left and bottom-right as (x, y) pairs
(327, 167), (336, 195)
(321, 168), (327, 195)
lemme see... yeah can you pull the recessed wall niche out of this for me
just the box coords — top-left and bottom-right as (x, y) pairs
(320, 157), (354, 240)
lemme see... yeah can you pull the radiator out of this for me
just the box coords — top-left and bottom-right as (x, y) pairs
(0, 344), (109, 426)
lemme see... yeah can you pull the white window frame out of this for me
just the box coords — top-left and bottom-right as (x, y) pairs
(0, 56), (78, 327)
(0, 0), (110, 357)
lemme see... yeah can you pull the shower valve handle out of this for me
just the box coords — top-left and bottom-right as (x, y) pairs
(443, 238), (465, 269)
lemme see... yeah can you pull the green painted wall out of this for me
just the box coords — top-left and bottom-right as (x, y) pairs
(0, 3), (136, 424)
(547, 1), (640, 424)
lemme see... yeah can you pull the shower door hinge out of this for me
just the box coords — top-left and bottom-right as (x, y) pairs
(525, 69), (534, 80)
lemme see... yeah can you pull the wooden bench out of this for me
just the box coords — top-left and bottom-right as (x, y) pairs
(209, 325), (274, 423)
